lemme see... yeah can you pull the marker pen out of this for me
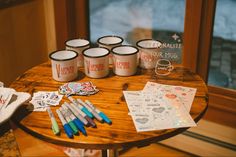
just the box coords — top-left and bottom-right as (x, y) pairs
(85, 100), (112, 125)
(77, 99), (103, 122)
(64, 102), (89, 126)
(56, 109), (73, 138)
(67, 96), (94, 118)
(59, 107), (79, 135)
(68, 102), (96, 128)
(47, 107), (60, 135)
(61, 104), (87, 136)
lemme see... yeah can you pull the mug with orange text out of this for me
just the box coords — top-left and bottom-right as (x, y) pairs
(136, 39), (162, 69)
(112, 45), (138, 76)
(65, 39), (90, 68)
(97, 35), (123, 64)
(83, 47), (110, 78)
(49, 50), (78, 82)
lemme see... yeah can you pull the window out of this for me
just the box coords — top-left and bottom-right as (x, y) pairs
(89, 0), (186, 64)
(208, 0), (236, 90)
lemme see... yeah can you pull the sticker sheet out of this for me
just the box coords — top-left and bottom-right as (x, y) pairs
(123, 82), (197, 132)
(59, 82), (99, 96)
(143, 82), (197, 112)
(29, 91), (63, 112)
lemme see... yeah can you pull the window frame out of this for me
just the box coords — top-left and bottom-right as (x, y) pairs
(54, 0), (236, 127)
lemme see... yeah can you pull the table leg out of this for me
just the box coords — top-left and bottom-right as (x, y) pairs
(102, 149), (118, 157)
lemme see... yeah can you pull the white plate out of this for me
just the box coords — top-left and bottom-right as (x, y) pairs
(0, 87), (31, 124)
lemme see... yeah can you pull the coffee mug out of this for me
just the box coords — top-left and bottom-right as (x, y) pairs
(97, 35), (123, 64)
(83, 47), (110, 78)
(49, 50), (78, 82)
(136, 39), (162, 69)
(155, 59), (174, 76)
(112, 45), (138, 76)
(65, 39), (90, 67)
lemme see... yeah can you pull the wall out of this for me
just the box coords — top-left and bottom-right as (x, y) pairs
(0, 0), (56, 86)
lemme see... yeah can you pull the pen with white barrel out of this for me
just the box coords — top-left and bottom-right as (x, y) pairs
(67, 95), (94, 118)
(85, 100), (112, 125)
(47, 107), (60, 135)
(77, 99), (103, 122)
(64, 102), (88, 126)
(56, 109), (73, 138)
(61, 104), (87, 136)
(65, 102), (96, 128)
(59, 107), (79, 135)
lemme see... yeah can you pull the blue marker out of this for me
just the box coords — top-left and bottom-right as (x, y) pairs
(61, 104), (87, 136)
(59, 107), (79, 135)
(47, 107), (60, 135)
(85, 100), (112, 125)
(67, 96), (94, 118)
(77, 99), (103, 122)
(69, 102), (96, 128)
(56, 109), (73, 138)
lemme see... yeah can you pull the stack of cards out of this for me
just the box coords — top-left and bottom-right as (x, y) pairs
(29, 91), (63, 111)
(123, 81), (197, 132)
(59, 82), (99, 96)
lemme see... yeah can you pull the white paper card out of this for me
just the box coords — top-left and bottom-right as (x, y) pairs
(29, 91), (63, 112)
(143, 82), (197, 112)
(123, 82), (197, 132)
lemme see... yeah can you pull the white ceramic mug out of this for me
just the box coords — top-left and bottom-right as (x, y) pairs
(49, 50), (78, 82)
(112, 45), (138, 76)
(97, 35), (123, 64)
(83, 47), (110, 78)
(65, 39), (90, 67)
(136, 39), (162, 69)
(155, 59), (174, 76)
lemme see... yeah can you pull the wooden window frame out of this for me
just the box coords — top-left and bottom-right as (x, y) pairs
(184, 0), (236, 128)
(53, 0), (236, 127)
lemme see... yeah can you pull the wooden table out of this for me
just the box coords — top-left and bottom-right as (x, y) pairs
(10, 62), (208, 156)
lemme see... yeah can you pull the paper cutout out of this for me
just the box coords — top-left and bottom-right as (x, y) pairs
(59, 82), (99, 96)
(29, 91), (63, 112)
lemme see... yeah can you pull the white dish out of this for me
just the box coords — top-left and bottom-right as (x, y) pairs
(0, 87), (31, 125)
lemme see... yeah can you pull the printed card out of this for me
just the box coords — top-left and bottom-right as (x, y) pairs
(143, 82), (196, 112)
(123, 82), (197, 132)
(30, 91), (63, 111)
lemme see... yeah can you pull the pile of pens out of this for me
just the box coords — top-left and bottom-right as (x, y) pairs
(47, 96), (111, 138)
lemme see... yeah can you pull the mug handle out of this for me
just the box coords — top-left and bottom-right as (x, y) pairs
(155, 65), (174, 76)
(155, 69), (171, 76)
(168, 65), (174, 72)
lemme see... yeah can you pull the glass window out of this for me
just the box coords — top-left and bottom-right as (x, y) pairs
(208, 0), (236, 90)
(89, 0), (186, 64)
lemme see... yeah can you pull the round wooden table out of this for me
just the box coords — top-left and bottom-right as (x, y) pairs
(10, 62), (208, 155)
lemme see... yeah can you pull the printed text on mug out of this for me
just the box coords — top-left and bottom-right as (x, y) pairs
(56, 64), (75, 78)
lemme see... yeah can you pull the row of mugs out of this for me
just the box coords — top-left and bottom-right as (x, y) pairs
(65, 36), (163, 69)
(49, 36), (163, 82)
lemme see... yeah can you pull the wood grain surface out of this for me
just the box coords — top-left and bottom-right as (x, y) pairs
(10, 62), (208, 149)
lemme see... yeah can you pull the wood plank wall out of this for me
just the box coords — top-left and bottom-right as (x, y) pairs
(0, 0), (56, 86)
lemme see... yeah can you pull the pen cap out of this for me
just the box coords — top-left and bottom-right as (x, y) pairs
(63, 123), (74, 138)
(68, 121), (79, 135)
(99, 112), (112, 125)
(51, 118), (60, 135)
(73, 119), (87, 136)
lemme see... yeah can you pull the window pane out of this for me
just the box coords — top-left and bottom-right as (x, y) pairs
(89, 0), (186, 64)
(208, 0), (236, 90)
